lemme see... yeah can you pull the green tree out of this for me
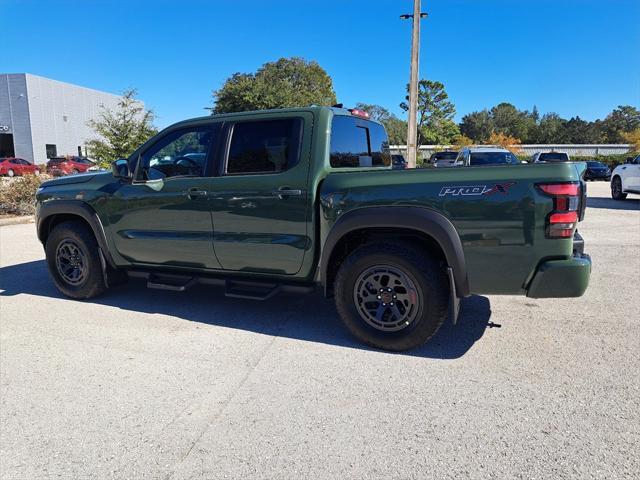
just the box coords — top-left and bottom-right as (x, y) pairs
(601, 105), (640, 142)
(563, 116), (604, 144)
(490, 102), (533, 141)
(86, 89), (157, 168)
(459, 110), (493, 143)
(354, 103), (408, 145)
(529, 113), (569, 143)
(213, 57), (337, 113)
(400, 80), (457, 145)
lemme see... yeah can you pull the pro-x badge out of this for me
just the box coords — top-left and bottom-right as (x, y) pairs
(438, 183), (516, 197)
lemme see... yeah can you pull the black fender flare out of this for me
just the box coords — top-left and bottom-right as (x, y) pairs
(319, 206), (469, 297)
(37, 200), (117, 269)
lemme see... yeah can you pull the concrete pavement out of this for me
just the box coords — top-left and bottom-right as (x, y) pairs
(1, 181), (638, 479)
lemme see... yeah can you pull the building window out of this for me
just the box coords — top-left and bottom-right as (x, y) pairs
(46, 144), (57, 159)
(78, 146), (82, 156)
(0, 133), (15, 158)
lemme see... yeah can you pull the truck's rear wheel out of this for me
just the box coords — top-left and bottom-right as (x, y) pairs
(334, 242), (449, 351)
(45, 221), (107, 299)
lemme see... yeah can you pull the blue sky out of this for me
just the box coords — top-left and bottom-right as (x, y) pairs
(2, 0), (639, 128)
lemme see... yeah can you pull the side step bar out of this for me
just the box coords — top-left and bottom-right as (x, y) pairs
(225, 281), (281, 301)
(130, 271), (314, 300)
(147, 274), (197, 292)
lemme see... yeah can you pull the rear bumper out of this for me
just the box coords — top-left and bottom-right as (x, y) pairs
(526, 231), (591, 298)
(526, 253), (591, 298)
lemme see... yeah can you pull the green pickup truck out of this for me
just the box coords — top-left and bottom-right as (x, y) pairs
(35, 106), (591, 351)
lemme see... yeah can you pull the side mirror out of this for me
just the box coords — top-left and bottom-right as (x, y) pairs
(112, 159), (130, 179)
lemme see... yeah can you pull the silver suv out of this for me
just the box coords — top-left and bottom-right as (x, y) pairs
(436, 146), (520, 167)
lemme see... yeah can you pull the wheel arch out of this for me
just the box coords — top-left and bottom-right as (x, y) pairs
(320, 207), (469, 298)
(37, 200), (117, 269)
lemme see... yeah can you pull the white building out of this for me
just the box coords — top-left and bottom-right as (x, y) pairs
(0, 73), (128, 164)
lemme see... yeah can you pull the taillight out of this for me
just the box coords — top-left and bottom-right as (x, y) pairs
(538, 184), (579, 196)
(537, 182), (581, 239)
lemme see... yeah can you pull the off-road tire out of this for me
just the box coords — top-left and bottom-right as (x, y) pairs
(45, 220), (107, 299)
(334, 242), (449, 351)
(611, 176), (627, 200)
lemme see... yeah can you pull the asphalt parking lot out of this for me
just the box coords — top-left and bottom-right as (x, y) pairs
(1, 181), (638, 479)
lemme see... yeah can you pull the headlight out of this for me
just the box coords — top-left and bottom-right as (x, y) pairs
(36, 187), (45, 195)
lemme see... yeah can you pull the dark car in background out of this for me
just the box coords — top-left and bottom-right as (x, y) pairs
(584, 161), (611, 181)
(46, 156), (97, 176)
(391, 154), (407, 169)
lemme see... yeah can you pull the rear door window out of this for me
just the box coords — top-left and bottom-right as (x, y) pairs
(330, 115), (390, 168)
(225, 119), (303, 175)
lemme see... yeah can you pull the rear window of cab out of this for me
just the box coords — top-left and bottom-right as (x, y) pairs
(330, 115), (391, 168)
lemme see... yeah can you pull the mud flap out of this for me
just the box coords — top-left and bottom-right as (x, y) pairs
(447, 267), (461, 325)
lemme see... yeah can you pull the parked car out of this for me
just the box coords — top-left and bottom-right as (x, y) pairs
(610, 155), (640, 200)
(584, 161), (611, 181)
(391, 154), (407, 170)
(35, 106), (591, 352)
(451, 146), (520, 167)
(531, 151), (571, 163)
(46, 156), (98, 175)
(0, 157), (39, 177)
(429, 150), (458, 167)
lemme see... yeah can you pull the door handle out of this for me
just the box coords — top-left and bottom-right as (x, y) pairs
(184, 188), (208, 199)
(272, 187), (302, 199)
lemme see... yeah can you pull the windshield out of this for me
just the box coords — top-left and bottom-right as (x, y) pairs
(469, 152), (518, 166)
(539, 152), (569, 162)
(587, 161), (605, 167)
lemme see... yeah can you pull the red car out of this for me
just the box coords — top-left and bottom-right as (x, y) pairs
(46, 156), (96, 175)
(0, 157), (40, 177)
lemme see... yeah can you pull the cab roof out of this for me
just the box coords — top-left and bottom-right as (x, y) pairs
(170, 105), (383, 128)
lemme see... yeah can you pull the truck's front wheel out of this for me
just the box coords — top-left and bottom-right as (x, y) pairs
(45, 221), (107, 299)
(334, 242), (449, 351)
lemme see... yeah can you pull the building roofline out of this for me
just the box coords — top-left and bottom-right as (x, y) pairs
(1, 73), (123, 99)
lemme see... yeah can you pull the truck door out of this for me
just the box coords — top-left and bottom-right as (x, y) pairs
(208, 113), (313, 275)
(109, 124), (221, 269)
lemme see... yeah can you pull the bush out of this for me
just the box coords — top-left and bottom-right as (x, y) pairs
(0, 174), (51, 216)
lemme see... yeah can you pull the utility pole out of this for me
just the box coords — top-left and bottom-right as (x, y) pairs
(401, 1), (427, 169)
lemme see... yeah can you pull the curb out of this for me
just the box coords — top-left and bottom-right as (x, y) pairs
(0, 215), (35, 226)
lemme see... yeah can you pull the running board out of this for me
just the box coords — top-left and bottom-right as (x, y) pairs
(146, 274), (196, 292)
(225, 280), (281, 301)
(129, 271), (315, 299)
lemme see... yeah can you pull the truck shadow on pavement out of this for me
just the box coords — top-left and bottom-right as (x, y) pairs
(0, 259), (492, 359)
(587, 196), (640, 210)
